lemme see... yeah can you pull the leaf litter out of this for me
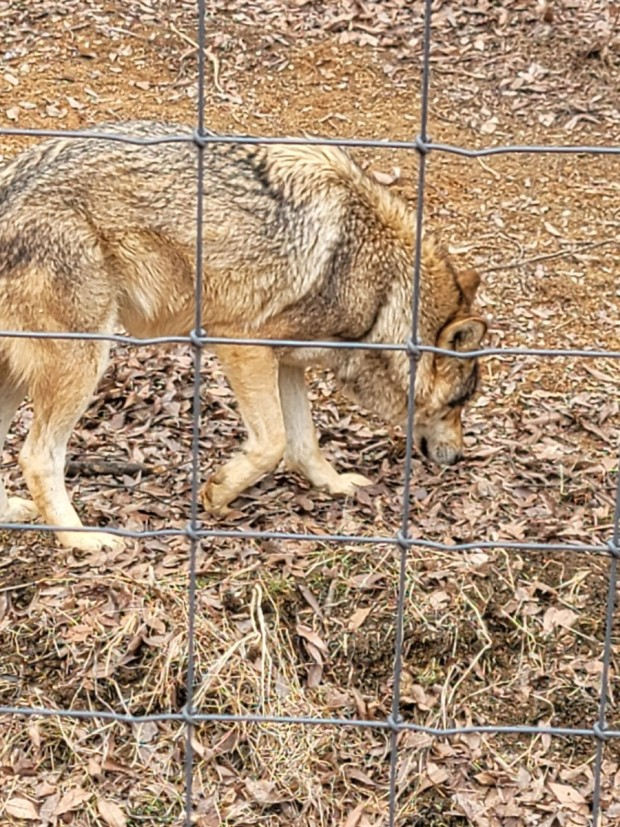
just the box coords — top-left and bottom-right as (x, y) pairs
(0, 0), (619, 825)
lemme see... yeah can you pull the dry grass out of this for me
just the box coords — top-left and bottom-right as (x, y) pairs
(2, 529), (617, 823)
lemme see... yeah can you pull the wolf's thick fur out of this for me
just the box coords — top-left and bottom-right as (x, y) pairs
(0, 122), (486, 551)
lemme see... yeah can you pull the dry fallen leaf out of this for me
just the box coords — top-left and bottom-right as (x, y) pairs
(542, 607), (578, 634)
(296, 624), (329, 657)
(66, 95), (85, 110)
(45, 103), (66, 118)
(347, 606), (372, 631)
(55, 787), (92, 816)
(480, 116), (499, 134)
(343, 802), (366, 827)
(244, 779), (281, 804)
(5, 798), (39, 820)
(371, 167), (400, 186)
(538, 111), (556, 126)
(548, 782), (587, 806)
(133, 720), (158, 743)
(427, 762), (450, 786)
(39, 793), (61, 823)
(97, 798), (127, 827)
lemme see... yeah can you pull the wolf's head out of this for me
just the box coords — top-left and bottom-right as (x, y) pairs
(332, 241), (487, 466)
(411, 302), (486, 465)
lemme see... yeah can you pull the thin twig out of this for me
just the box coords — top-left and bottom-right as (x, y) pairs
(476, 156), (501, 180)
(168, 23), (225, 96)
(482, 238), (617, 273)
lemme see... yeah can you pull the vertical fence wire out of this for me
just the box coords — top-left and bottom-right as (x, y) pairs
(387, 0), (434, 822)
(0, 0), (617, 825)
(183, 0), (208, 821)
(591, 464), (620, 825)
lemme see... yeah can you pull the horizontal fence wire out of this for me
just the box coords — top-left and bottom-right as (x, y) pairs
(3, 327), (620, 361)
(0, 520), (615, 555)
(1, 704), (619, 739)
(1, 123), (620, 156)
(0, 0), (617, 825)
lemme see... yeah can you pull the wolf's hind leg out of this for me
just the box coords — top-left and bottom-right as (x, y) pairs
(18, 338), (124, 552)
(201, 346), (287, 515)
(279, 364), (373, 495)
(0, 366), (38, 524)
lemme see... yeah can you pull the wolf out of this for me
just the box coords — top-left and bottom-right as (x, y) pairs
(0, 121), (487, 551)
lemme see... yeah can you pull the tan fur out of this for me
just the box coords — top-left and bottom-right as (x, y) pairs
(0, 121), (487, 550)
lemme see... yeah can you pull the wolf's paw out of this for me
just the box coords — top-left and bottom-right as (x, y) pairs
(1, 496), (39, 523)
(200, 480), (232, 518)
(327, 472), (374, 497)
(57, 530), (125, 553)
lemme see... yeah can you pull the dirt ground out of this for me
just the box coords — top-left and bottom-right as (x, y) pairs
(0, 1), (619, 825)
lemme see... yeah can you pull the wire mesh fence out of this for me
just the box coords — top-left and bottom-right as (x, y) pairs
(0, 0), (618, 824)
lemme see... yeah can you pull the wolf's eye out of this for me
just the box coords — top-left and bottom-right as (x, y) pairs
(447, 363), (479, 408)
(447, 397), (465, 409)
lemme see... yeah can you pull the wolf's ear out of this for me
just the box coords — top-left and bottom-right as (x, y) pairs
(456, 268), (481, 304)
(438, 317), (487, 353)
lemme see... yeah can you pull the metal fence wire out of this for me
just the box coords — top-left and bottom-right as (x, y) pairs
(0, 0), (619, 824)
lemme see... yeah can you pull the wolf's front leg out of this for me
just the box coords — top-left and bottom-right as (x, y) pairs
(0, 380), (39, 524)
(18, 338), (124, 553)
(201, 346), (287, 515)
(278, 363), (373, 496)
